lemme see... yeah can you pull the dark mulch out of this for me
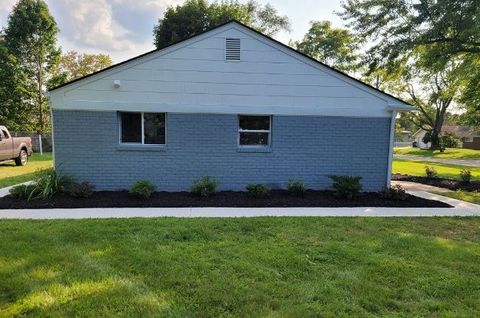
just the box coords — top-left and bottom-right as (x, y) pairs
(392, 174), (480, 192)
(0, 189), (451, 209)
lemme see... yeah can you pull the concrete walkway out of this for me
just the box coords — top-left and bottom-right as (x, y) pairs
(394, 154), (480, 167)
(0, 190), (478, 219)
(392, 180), (452, 193)
(0, 182), (32, 198)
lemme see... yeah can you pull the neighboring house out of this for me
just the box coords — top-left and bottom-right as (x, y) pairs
(48, 20), (411, 192)
(413, 125), (480, 149)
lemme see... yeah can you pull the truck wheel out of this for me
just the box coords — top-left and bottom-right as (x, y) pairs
(15, 149), (28, 166)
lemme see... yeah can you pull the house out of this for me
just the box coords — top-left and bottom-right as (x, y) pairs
(48, 20), (412, 192)
(413, 125), (480, 149)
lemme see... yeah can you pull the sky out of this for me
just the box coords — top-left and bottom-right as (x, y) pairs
(0, 0), (345, 63)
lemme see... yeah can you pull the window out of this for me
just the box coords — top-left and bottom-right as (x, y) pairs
(238, 115), (271, 147)
(119, 112), (166, 145)
(1, 130), (9, 139)
(465, 137), (474, 143)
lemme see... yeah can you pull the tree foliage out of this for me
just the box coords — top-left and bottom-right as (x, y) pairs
(48, 51), (112, 89)
(3, 0), (60, 133)
(153, 0), (290, 48)
(0, 44), (34, 131)
(340, 0), (480, 128)
(291, 20), (360, 72)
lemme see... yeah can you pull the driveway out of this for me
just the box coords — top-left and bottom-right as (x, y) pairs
(394, 154), (480, 167)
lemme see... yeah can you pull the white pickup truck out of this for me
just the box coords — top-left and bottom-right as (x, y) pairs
(0, 126), (33, 166)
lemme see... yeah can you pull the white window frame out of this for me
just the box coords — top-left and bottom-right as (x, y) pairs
(464, 137), (474, 143)
(237, 115), (272, 148)
(118, 112), (167, 146)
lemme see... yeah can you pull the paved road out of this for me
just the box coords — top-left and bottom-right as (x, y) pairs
(394, 154), (480, 167)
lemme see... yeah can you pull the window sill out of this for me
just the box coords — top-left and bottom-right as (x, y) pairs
(116, 144), (167, 152)
(237, 147), (272, 153)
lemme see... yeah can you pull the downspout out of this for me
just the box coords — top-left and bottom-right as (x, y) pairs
(386, 110), (398, 189)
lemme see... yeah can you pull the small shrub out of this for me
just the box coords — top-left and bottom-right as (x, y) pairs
(29, 169), (74, 200)
(65, 182), (95, 198)
(190, 176), (219, 197)
(129, 180), (156, 199)
(329, 175), (362, 199)
(425, 166), (438, 179)
(246, 183), (271, 198)
(9, 184), (38, 200)
(440, 132), (460, 148)
(460, 169), (472, 183)
(379, 184), (407, 201)
(287, 179), (306, 196)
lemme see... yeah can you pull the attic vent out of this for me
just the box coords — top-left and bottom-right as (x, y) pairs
(225, 38), (241, 61)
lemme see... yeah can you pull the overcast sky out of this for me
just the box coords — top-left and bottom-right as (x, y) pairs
(0, 0), (344, 63)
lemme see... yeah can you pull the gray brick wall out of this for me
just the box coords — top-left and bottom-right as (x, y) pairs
(52, 110), (390, 191)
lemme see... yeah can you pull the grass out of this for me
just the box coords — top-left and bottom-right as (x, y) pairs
(432, 191), (480, 205)
(0, 153), (52, 188)
(394, 147), (480, 160)
(1, 217), (480, 317)
(393, 159), (480, 181)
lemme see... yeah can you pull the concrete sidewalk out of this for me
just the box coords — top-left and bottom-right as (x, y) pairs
(0, 191), (478, 219)
(394, 154), (480, 167)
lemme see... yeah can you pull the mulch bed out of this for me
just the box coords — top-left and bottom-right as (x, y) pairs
(392, 174), (480, 192)
(0, 189), (451, 209)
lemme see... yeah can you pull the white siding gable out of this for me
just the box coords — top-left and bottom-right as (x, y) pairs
(49, 22), (411, 118)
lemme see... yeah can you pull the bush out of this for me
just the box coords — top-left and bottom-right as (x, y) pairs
(28, 169), (74, 200)
(460, 169), (472, 183)
(440, 132), (460, 148)
(9, 184), (38, 200)
(379, 184), (407, 201)
(425, 166), (438, 179)
(190, 176), (219, 197)
(65, 182), (95, 198)
(329, 175), (362, 199)
(246, 184), (271, 198)
(129, 180), (156, 199)
(287, 179), (306, 196)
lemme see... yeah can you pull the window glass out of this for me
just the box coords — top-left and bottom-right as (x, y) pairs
(240, 132), (269, 146)
(144, 113), (166, 144)
(239, 116), (270, 130)
(238, 115), (270, 146)
(120, 112), (142, 143)
(1, 130), (9, 139)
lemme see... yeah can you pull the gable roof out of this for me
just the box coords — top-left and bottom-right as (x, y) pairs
(48, 20), (411, 109)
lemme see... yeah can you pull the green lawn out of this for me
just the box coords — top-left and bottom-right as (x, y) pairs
(394, 147), (480, 160)
(433, 191), (480, 205)
(1, 218), (480, 317)
(0, 153), (52, 188)
(393, 159), (480, 181)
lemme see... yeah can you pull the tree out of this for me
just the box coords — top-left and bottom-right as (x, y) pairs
(339, 0), (480, 127)
(290, 20), (360, 72)
(0, 43), (34, 131)
(48, 51), (113, 89)
(153, 0), (290, 48)
(3, 0), (60, 133)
